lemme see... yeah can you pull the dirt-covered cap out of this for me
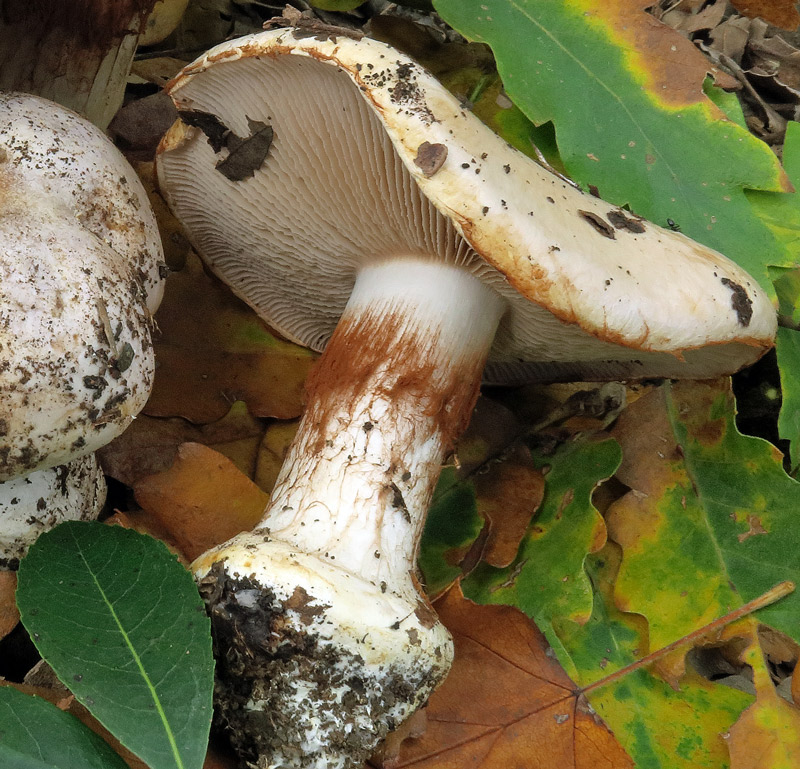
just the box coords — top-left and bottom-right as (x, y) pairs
(0, 93), (165, 480)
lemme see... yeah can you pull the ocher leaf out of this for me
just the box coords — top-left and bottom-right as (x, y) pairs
(0, 571), (18, 641)
(475, 443), (544, 568)
(99, 402), (266, 488)
(133, 443), (268, 562)
(729, 0), (800, 29)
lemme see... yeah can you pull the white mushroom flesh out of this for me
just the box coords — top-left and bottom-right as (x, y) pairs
(157, 32), (776, 382)
(157, 28), (779, 769)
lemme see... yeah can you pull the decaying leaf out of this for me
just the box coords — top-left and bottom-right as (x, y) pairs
(725, 620), (800, 768)
(729, 0), (800, 30)
(463, 437), (619, 639)
(109, 92), (178, 161)
(133, 442), (268, 561)
(132, 161), (192, 271)
(607, 380), (800, 652)
(392, 586), (634, 769)
(0, 571), (19, 641)
(215, 118), (274, 181)
(99, 401), (265, 487)
(146, 250), (314, 423)
(475, 443), (545, 569)
(253, 420), (299, 495)
(419, 396), (536, 596)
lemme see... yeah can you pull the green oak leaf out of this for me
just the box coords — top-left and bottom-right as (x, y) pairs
(16, 522), (214, 769)
(463, 437), (619, 641)
(777, 326), (800, 474)
(749, 121), (800, 471)
(608, 380), (800, 648)
(419, 466), (484, 596)
(569, 550), (752, 769)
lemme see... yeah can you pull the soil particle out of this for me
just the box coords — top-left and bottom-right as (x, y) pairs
(578, 210), (616, 239)
(720, 277), (753, 327)
(413, 141), (447, 177)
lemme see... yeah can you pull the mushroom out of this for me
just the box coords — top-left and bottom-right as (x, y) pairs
(0, 0), (157, 128)
(156, 29), (777, 769)
(0, 93), (165, 555)
(0, 456), (105, 570)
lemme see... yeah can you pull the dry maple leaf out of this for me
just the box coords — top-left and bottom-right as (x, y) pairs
(391, 586), (633, 769)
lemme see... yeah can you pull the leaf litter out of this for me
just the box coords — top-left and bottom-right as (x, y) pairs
(7, 1), (800, 768)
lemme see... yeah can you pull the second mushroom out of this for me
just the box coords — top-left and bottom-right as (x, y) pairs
(156, 28), (777, 769)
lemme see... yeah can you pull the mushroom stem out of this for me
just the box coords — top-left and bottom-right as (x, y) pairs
(192, 258), (505, 769)
(263, 258), (504, 588)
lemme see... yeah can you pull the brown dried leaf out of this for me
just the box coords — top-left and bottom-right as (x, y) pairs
(133, 161), (192, 271)
(133, 442), (268, 561)
(475, 443), (544, 568)
(130, 56), (186, 87)
(0, 571), (19, 641)
(99, 402), (265, 487)
(108, 91), (177, 161)
(146, 250), (314, 424)
(730, 0), (800, 31)
(392, 586), (633, 769)
(215, 119), (274, 181)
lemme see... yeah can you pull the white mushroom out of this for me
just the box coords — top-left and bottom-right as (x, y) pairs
(0, 93), (165, 560)
(0, 92), (165, 481)
(0, 456), (105, 570)
(156, 29), (777, 769)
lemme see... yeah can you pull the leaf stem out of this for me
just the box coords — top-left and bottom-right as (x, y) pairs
(581, 580), (795, 697)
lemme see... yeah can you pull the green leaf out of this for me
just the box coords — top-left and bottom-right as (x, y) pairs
(747, 121), (800, 283)
(0, 686), (128, 769)
(433, 0), (791, 293)
(16, 522), (214, 769)
(565, 551), (752, 769)
(419, 466), (483, 597)
(777, 326), (800, 474)
(308, 0), (363, 10)
(463, 437), (619, 639)
(750, 121), (800, 466)
(608, 380), (800, 648)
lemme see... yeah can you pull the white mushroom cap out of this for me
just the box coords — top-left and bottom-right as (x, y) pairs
(0, 454), (105, 569)
(156, 28), (776, 384)
(0, 93), (166, 481)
